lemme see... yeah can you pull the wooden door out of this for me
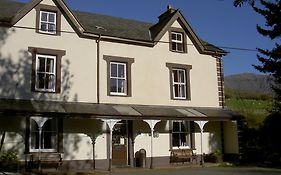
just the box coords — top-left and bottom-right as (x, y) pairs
(112, 121), (127, 166)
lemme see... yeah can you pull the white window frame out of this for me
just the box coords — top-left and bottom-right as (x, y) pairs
(39, 10), (57, 34)
(29, 117), (57, 153)
(110, 62), (127, 96)
(172, 68), (186, 99)
(171, 32), (184, 52)
(172, 121), (191, 149)
(35, 54), (56, 92)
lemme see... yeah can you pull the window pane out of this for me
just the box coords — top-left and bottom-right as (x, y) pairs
(174, 84), (179, 97)
(46, 74), (55, 90)
(30, 120), (39, 149)
(172, 33), (177, 40)
(42, 119), (57, 150)
(177, 43), (183, 51)
(173, 122), (180, 132)
(177, 34), (182, 41)
(173, 70), (178, 82)
(118, 64), (125, 78)
(117, 79), (126, 93)
(37, 73), (45, 89)
(180, 85), (186, 98)
(111, 64), (117, 77)
(46, 58), (54, 73)
(172, 133), (180, 147)
(40, 23), (47, 32)
(48, 24), (56, 32)
(180, 133), (187, 146)
(48, 13), (55, 23)
(38, 57), (45, 72)
(180, 122), (186, 132)
(41, 12), (47, 21)
(110, 78), (117, 92)
(179, 70), (185, 83)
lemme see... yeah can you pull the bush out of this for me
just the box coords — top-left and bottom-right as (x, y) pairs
(0, 151), (19, 172)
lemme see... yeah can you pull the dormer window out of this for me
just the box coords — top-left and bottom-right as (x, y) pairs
(169, 28), (187, 53)
(35, 4), (61, 35)
(171, 32), (184, 52)
(39, 11), (56, 34)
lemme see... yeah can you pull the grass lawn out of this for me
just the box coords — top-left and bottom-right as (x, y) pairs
(225, 99), (272, 128)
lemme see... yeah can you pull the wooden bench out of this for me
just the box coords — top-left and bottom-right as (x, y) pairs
(27, 152), (62, 170)
(170, 148), (197, 164)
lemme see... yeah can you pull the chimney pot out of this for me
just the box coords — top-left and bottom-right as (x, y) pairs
(167, 5), (172, 10)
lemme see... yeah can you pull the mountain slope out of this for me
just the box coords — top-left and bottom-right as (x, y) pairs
(224, 73), (273, 94)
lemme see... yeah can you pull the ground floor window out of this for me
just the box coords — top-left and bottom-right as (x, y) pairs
(172, 121), (192, 148)
(30, 117), (58, 152)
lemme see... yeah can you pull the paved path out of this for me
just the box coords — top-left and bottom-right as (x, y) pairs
(112, 167), (281, 175)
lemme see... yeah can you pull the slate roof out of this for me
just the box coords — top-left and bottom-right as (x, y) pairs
(0, 0), (226, 54)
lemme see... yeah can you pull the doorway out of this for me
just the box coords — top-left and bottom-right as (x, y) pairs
(112, 121), (128, 166)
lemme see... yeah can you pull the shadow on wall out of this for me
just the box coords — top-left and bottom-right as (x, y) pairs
(0, 50), (75, 101)
(0, 26), (80, 162)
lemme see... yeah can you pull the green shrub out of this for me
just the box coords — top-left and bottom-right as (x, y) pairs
(0, 151), (19, 172)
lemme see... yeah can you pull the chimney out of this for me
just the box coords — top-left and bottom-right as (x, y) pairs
(167, 4), (173, 10)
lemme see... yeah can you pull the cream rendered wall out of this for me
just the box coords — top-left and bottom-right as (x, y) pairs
(133, 121), (170, 157)
(224, 121), (239, 154)
(0, 0), (97, 103)
(99, 20), (219, 107)
(194, 122), (222, 154)
(63, 119), (107, 160)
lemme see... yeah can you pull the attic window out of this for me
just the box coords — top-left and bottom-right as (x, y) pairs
(171, 32), (184, 52)
(35, 4), (61, 36)
(39, 11), (57, 34)
(169, 28), (187, 53)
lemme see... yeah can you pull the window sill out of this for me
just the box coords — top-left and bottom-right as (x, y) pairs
(170, 50), (187, 54)
(109, 93), (130, 97)
(33, 89), (56, 93)
(37, 31), (58, 36)
(29, 149), (57, 153)
(172, 97), (189, 101)
(171, 146), (191, 150)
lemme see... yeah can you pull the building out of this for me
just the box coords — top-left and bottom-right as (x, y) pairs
(0, 0), (240, 171)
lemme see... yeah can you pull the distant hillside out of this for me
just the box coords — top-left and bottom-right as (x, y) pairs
(224, 73), (273, 94)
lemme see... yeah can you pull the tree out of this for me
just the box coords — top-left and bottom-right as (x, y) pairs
(234, 0), (281, 110)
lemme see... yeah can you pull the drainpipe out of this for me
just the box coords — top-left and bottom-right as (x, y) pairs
(96, 34), (101, 104)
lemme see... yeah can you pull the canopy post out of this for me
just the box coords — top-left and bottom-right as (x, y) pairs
(102, 119), (121, 171)
(194, 121), (208, 166)
(143, 120), (160, 169)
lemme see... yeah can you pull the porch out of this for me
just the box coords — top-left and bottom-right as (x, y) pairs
(0, 99), (241, 171)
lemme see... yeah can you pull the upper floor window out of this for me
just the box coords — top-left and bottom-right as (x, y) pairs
(169, 28), (187, 53)
(104, 55), (134, 97)
(110, 62), (127, 95)
(171, 32), (184, 52)
(39, 11), (57, 34)
(35, 54), (56, 92)
(172, 69), (186, 99)
(166, 63), (192, 100)
(28, 47), (66, 93)
(35, 4), (61, 35)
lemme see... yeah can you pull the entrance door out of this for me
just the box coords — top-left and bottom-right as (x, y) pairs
(112, 121), (127, 166)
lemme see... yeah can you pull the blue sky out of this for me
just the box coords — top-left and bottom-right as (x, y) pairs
(17, 0), (274, 75)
